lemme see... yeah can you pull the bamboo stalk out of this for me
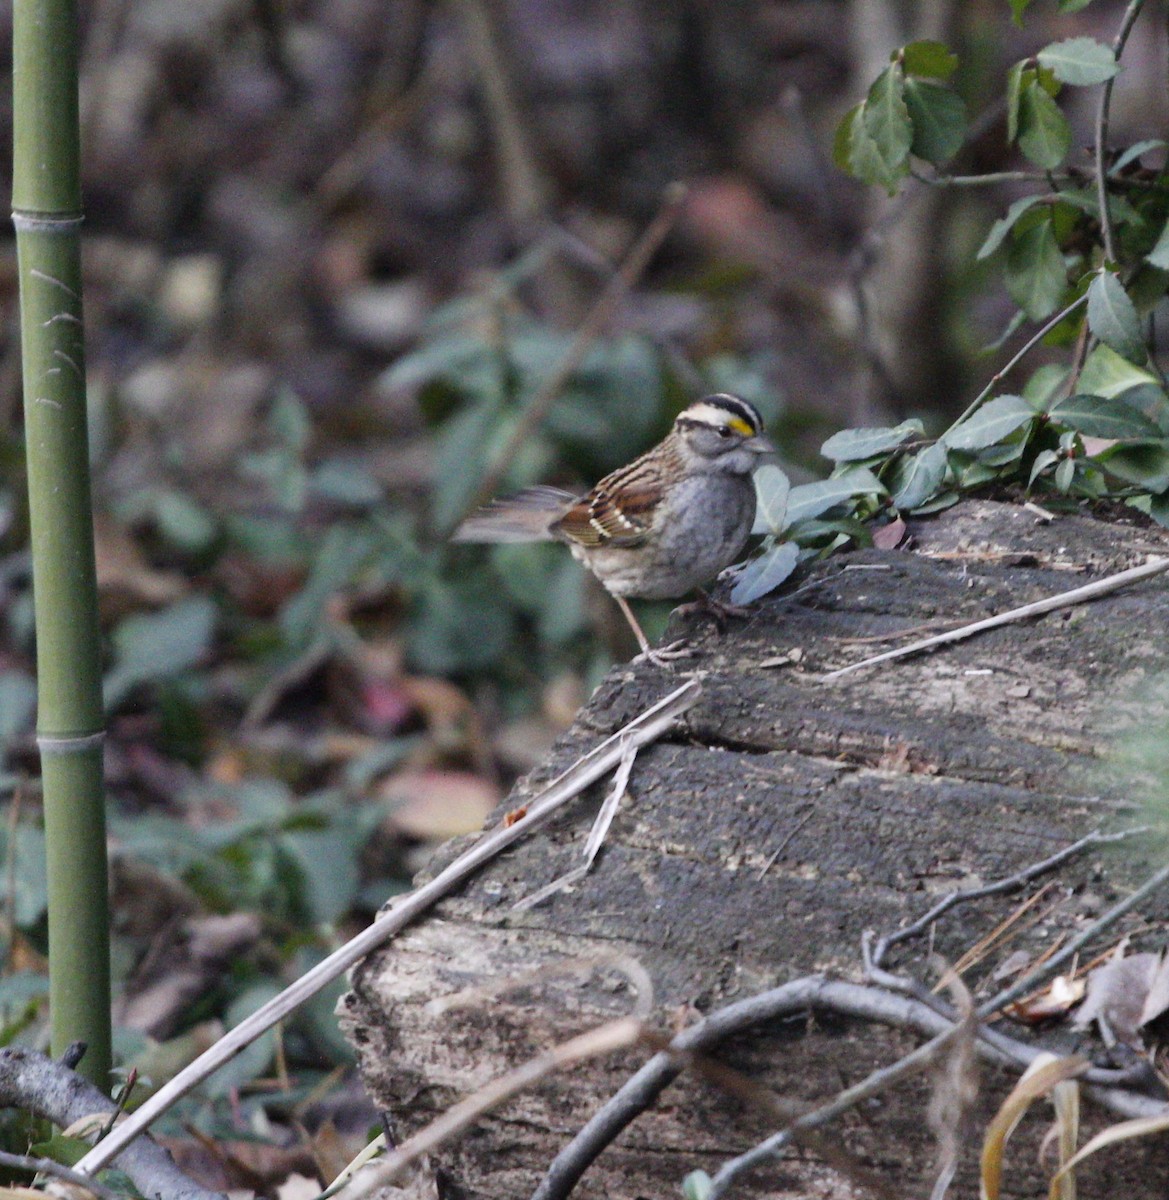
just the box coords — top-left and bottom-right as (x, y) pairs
(13, 0), (111, 1084)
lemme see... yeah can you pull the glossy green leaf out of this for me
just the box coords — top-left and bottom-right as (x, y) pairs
(729, 540), (800, 605)
(943, 395), (1037, 451)
(1077, 345), (1160, 399)
(1147, 217), (1169, 271)
(785, 468), (887, 526)
(820, 420), (922, 462)
(1037, 37), (1118, 86)
(902, 40), (959, 80)
(904, 80), (967, 165)
(1006, 219), (1067, 320)
(1017, 80), (1071, 169)
(1047, 394), (1162, 439)
(751, 464), (791, 534)
(978, 195), (1044, 261)
(1093, 440), (1169, 492)
(1053, 456), (1076, 492)
(1087, 271), (1146, 363)
(889, 441), (948, 510)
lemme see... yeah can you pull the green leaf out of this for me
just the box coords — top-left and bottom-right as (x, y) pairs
(1093, 440), (1169, 492)
(751, 464), (791, 535)
(832, 103), (862, 173)
(853, 64), (912, 192)
(820, 420), (923, 462)
(1057, 0), (1096, 11)
(902, 40), (959, 80)
(1053, 456), (1076, 492)
(904, 80), (967, 165)
(105, 596), (217, 708)
(1010, 0), (1033, 25)
(1028, 448), (1061, 486)
(1048, 394), (1162, 439)
(1017, 80), (1071, 169)
(978, 195), (1044, 261)
(1006, 219), (1067, 320)
(889, 441), (948, 510)
(1077, 345), (1160, 399)
(1147, 217), (1169, 271)
(943, 395), (1037, 450)
(1006, 61), (1026, 143)
(1087, 271), (1147, 364)
(729, 540), (800, 605)
(1111, 139), (1167, 176)
(785, 468), (887, 526)
(1036, 37), (1119, 86)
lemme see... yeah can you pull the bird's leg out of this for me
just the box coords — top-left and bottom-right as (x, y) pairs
(611, 594), (694, 666)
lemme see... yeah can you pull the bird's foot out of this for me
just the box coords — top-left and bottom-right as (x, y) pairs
(672, 590), (752, 629)
(633, 638), (698, 667)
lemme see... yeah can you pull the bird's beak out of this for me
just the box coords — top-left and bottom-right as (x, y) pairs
(745, 434), (776, 455)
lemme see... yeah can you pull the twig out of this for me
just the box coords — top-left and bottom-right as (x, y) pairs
(453, 0), (547, 227)
(528, 976), (1166, 1200)
(945, 293), (1089, 434)
(819, 556), (1169, 679)
(978, 860), (1169, 1019)
(0, 1047), (223, 1200)
(72, 680), (702, 1179)
(0, 1147), (121, 1200)
(706, 1023), (965, 1199)
(1095, 0), (1147, 263)
(512, 742), (638, 910)
(465, 181), (688, 517)
(867, 828), (1145, 969)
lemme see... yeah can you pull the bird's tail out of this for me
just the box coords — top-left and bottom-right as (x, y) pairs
(451, 486), (576, 543)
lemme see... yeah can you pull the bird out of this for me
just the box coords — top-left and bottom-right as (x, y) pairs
(452, 393), (774, 663)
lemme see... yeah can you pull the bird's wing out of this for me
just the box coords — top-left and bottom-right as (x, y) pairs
(551, 451), (673, 548)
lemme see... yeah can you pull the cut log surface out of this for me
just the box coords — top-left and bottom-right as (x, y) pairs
(340, 502), (1169, 1199)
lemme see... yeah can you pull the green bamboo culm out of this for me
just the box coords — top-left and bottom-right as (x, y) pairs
(13, 0), (112, 1086)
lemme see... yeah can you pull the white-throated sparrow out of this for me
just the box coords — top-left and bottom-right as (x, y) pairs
(452, 393), (774, 662)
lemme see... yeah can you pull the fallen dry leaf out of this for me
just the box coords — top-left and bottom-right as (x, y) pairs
(379, 770), (499, 841)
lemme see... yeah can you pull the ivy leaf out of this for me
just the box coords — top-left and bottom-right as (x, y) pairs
(889, 441), (948, 510)
(1037, 37), (1119, 86)
(943, 395), (1037, 451)
(902, 40), (959, 80)
(1017, 80), (1071, 169)
(820, 420), (923, 462)
(1077, 345), (1160, 399)
(1147, 217), (1169, 271)
(729, 540), (801, 606)
(904, 80), (967, 165)
(1005, 219), (1067, 320)
(1047, 394), (1162, 439)
(978, 195), (1044, 261)
(1093, 440), (1169, 493)
(1087, 271), (1147, 364)
(751, 464), (791, 535)
(785, 468), (886, 526)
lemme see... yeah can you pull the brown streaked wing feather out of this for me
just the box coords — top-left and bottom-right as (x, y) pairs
(551, 439), (679, 548)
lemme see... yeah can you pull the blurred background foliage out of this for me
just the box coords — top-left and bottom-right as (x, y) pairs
(0, 0), (1166, 1190)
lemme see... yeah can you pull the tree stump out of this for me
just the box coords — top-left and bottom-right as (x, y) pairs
(340, 501), (1169, 1199)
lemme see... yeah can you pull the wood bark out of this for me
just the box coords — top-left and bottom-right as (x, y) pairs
(340, 501), (1169, 1199)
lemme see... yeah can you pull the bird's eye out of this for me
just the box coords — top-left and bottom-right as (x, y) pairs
(717, 426), (732, 438)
